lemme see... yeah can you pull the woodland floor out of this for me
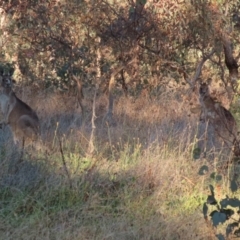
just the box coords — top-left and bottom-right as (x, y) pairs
(0, 85), (235, 240)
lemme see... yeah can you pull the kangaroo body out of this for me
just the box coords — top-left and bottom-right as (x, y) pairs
(0, 73), (40, 146)
(199, 82), (236, 136)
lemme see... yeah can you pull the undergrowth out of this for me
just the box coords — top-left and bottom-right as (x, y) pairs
(0, 135), (211, 240)
(0, 93), (239, 240)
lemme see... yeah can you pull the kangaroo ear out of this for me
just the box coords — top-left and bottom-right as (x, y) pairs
(0, 68), (4, 76)
(9, 67), (14, 76)
(207, 78), (212, 85)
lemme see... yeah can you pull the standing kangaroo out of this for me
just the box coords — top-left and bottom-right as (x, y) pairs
(199, 82), (237, 137)
(0, 71), (40, 147)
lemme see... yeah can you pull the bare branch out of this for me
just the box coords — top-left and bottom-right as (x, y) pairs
(209, 55), (226, 86)
(222, 36), (239, 82)
(87, 86), (97, 156)
(184, 49), (215, 88)
(59, 138), (72, 189)
(111, 57), (137, 77)
(72, 75), (84, 113)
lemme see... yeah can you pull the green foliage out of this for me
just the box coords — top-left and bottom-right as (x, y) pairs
(0, 0), (238, 94)
(198, 165), (209, 175)
(203, 185), (240, 238)
(193, 147), (201, 160)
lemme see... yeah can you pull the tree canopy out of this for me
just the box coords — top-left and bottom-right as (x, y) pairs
(0, 0), (239, 98)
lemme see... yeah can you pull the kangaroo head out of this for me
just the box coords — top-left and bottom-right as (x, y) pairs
(0, 71), (14, 93)
(199, 78), (213, 97)
(199, 82), (210, 97)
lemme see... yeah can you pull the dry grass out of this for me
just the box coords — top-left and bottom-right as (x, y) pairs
(0, 86), (237, 240)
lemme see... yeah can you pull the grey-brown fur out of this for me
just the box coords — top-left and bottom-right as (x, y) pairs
(199, 81), (237, 144)
(0, 72), (40, 147)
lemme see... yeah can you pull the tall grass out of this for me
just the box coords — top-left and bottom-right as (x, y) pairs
(0, 88), (236, 240)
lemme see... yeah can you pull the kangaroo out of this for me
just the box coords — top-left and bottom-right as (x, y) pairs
(0, 72), (40, 148)
(199, 82), (237, 136)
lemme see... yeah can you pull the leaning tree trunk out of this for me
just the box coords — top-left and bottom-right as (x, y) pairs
(222, 34), (239, 107)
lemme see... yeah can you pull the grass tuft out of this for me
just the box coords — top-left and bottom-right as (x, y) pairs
(0, 89), (235, 239)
